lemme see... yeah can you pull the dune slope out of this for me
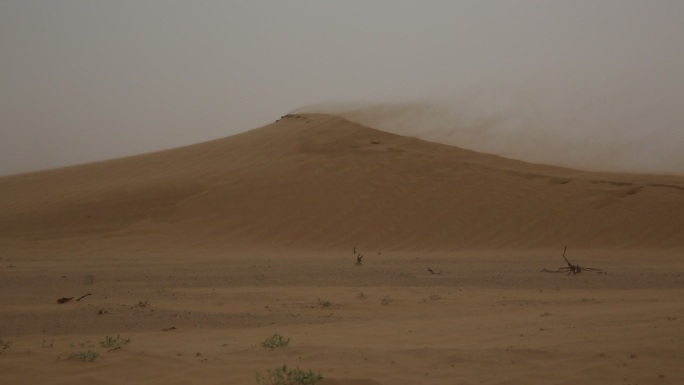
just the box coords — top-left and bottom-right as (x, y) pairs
(1, 113), (683, 257)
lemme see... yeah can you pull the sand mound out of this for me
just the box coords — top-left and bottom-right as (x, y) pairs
(1, 113), (683, 257)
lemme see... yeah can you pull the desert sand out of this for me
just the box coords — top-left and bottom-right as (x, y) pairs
(1, 114), (683, 385)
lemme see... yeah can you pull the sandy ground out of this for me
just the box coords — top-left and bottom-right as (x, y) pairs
(1, 114), (683, 384)
(2, 251), (683, 385)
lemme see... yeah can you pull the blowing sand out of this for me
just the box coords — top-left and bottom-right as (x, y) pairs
(1, 114), (683, 384)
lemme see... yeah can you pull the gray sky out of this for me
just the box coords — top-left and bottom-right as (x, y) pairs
(2, 1), (683, 176)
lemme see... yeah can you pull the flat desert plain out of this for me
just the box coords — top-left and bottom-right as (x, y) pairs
(1, 114), (683, 385)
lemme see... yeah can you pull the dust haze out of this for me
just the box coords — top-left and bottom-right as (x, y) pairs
(1, 1), (683, 176)
(299, 74), (684, 175)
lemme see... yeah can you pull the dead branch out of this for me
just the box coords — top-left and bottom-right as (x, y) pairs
(76, 293), (91, 301)
(353, 246), (364, 266)
(542, 246), (604, 275)
(57, 293), (91, 304)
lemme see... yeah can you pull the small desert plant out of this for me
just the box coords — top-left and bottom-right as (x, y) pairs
(67, 350), (99, 362)
(261, 333), (290, 349)
(356, 292), (367, 300)
(317, 299), (331, 308)
(429, 294), (441, 301)
(381, 295), (392, 305)
(135, 300), (150, 307)
(82, 274), (95, 285)
(70, 340), (95, 349)
(256, 364), (323, 385)
(0, 337), (10, 351)
(99, 334), (130, 349)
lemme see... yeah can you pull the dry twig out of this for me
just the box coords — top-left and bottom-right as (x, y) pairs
(57, 293), (91, 304)
(354, 246), (364, 266)
(542, 246), (603, 275)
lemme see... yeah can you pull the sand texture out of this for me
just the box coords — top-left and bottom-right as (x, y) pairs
(1, 114), (683, 384)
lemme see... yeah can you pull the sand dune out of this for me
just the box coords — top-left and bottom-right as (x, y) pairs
(1, 114), (683, 385)
(1, 113), (683, 257)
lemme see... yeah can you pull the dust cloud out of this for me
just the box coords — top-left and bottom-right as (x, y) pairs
(297, 77), (684, 176)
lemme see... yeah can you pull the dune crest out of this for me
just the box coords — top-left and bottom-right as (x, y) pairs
(1, 113), (683, 257)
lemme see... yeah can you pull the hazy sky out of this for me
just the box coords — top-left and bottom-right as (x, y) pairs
(2, 1), (683, 176)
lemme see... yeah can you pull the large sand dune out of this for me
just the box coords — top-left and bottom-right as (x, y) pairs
(1, 113), (683, 257)
(1, 114), (683, 385)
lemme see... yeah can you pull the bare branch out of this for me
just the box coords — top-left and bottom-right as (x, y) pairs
(542, 247), (604, 275)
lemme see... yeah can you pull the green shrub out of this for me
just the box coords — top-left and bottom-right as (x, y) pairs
(261, 333), (290, 349)
(99, 335), (130, 349)
(0, 337), (10, 351)
(256, 364), (323, 385)
(67, 350), (99, 362)
(317, 299), (331, 308)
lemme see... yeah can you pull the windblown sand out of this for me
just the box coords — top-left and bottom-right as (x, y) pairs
(1, 114), (683, 384)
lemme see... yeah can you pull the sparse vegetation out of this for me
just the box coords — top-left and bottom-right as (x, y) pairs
(70, 339), (95, 349)
(317, 298), (331, 308)
(99, 334), (130, 349)
(356, 292), (367, 300)
(82, 274), (95, 285)
(429, 294), (441, 301)
(0, 337), (10, 351)
(67, 350), (99, 362)
(256, 364), (323, 385)
(261, 333), (290, 349)
(381, 295), (392, 305)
